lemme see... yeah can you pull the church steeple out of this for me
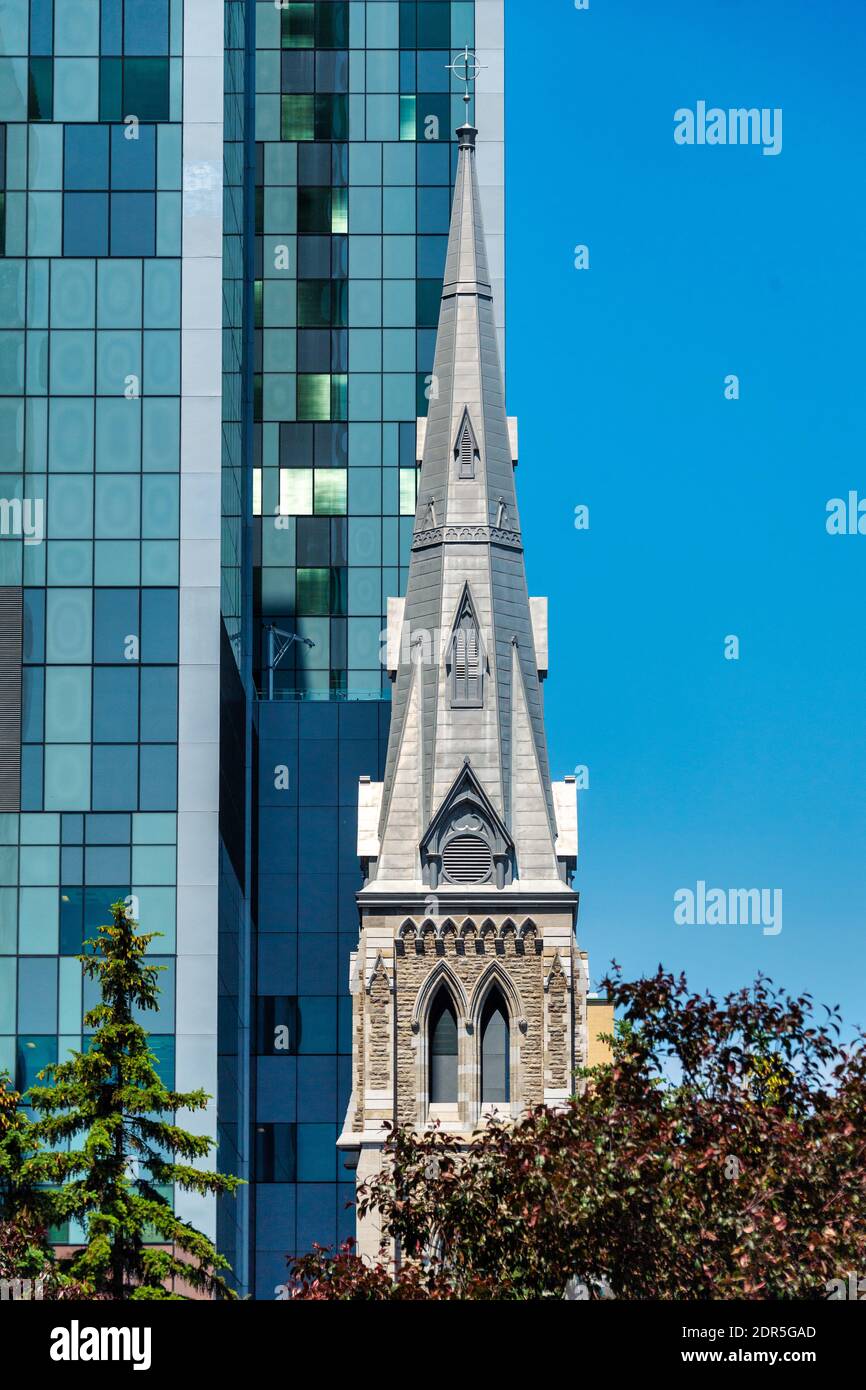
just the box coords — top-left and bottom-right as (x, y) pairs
(340, 103), (591, 1258)
(443, 124), (493, 297)
(414, 121), (517, 537)
(370, 117), (566, 890)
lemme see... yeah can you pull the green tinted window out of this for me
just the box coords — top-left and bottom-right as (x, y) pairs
(332, 281), (348, 327)
(399, 469), (417, 516)
(279, 469), (312, 516)
(331, 188), (348, 235)
(281, 94), (314, 140)
(281, 3), (315, 48)
(418, 2), (450, 47)
(314, 95), (347, 141)
(314, 469), (346, 516)
(28, 59), (54, 121)
(330, 568), (347, 617)
(123, 59), (170, 122)
(298, 281), (331, 328)
(400, 95), (416, 142)
(417, 279), (442, 327)
(316, 1), (348, 48)
(399, 1), (417, 47)
(298, 187), (331, 234)
(99, 58), (122, 121)
(296, 568), (329, 615)
(297, 374), (331, 421)
(330, 372), (347, 420)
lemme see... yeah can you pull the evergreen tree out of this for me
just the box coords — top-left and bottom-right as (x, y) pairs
(28, 901), (242, 1300)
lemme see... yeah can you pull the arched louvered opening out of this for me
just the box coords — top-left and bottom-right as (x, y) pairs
(452, 612), (482, 707)
(429, 990), (459, 1104)
(480, 989), (510, 1103)
(457, 419), (475, 478)
(454, 409), (478, 481)
(442, 832), (492, 884)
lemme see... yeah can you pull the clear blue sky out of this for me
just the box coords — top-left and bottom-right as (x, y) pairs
(505, 0), (866, 1030)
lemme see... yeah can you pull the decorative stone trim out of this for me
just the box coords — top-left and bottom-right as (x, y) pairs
(367, 954), (392, 1092)
(353, 973), (366, 1132)
(544, 952), (569, 1090)
(411, 524), (523, 551)
(397, 915), (540, 951)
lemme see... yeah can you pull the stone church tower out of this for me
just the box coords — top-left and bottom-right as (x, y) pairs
(338, 121), (592, 1258)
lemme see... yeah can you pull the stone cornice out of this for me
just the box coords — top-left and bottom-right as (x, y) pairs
(356, 888), (579, 915)
(411, 523), (523, 552)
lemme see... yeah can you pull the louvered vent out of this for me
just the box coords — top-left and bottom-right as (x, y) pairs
(458, 424), (474, 478)
(453, 627), (479, 680)
(450, 598), (483, 707)
(442, 834), (492, 884)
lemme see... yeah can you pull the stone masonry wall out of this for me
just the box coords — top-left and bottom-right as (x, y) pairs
(349, 911), (584, 1135)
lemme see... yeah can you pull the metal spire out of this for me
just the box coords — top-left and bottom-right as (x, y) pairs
(445, 46), (487, 137)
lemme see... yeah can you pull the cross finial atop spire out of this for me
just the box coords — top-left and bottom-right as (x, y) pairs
(446, 46), (486, 141)
(370, 56), (561, 893)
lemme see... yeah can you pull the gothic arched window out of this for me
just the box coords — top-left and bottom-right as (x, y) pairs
(429, 991), (458, 1104)
(480, 989), (510, 1103)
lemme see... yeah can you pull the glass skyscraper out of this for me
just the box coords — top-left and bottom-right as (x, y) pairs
(0, 0), (503, 1300)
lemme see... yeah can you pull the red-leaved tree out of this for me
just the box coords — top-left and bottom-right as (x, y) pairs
(288, 968), (866, 1300)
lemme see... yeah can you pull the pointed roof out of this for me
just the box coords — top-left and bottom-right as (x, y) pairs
(419, 758), (513, 861)
(413, 122), (518, 538)
(442, 125), (493, 297)
(372, 122), (564, 891)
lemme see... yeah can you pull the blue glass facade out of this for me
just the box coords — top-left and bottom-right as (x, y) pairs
(0, 0), (242, 1263)
(243, 0), (505, 1299)
(250, 697), (389, 1294)
(1, 0), (503, 1301)
(0, 0), (188, 1250)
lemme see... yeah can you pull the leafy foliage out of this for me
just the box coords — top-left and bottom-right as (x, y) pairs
(289, 968), (866, 1300)
(23, 901), (242, 1300)
(287, 1241), (471, 1300)
(0, 1074), (90, 1298)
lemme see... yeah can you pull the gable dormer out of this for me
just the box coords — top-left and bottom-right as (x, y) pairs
(420, 759), (514, 890)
